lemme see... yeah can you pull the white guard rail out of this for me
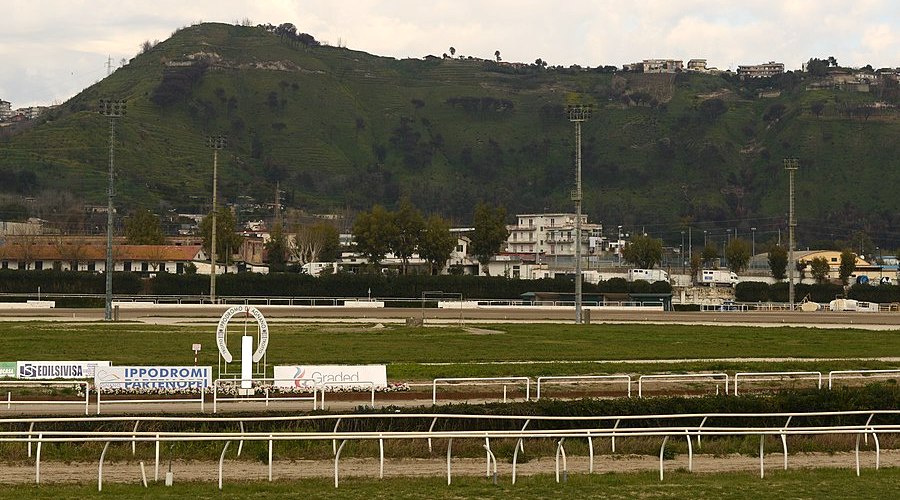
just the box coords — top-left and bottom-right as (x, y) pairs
(734, 371), (822, 396)
(638, 373), (728, 398)
(535, 375), (632, 400)
(432, 377), (530, 404)
(828, 369), (900, 389)
(1, 409), (899, 489)
(1, 381), (90, 415)
(97, 378), (206, 414)
(213, 378), (319, 413)
(318, 381), (376, 409)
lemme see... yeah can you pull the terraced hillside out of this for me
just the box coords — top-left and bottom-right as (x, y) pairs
(1, 22), (898, 245)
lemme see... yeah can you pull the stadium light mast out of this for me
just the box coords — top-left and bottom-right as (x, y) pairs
(99, 99), (126, 321)
(567, 104), (592, 325)
(207, 136), (227, 303)
(784, 158), (799, 309)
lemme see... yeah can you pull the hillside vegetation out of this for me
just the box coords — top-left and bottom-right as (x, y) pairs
(1, 22), (898, 245)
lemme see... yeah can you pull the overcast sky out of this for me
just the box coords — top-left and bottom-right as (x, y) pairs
(2, 0), (898, 107)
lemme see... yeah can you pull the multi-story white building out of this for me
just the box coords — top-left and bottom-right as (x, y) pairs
(737, 62), (785, 78)
(642, 59), (683, 73)
(505, 213), (602, 259)
(0, 100), (12, 121)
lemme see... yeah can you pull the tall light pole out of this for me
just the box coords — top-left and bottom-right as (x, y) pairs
(784, 158), (799, 309)
(567, 104), (591, 325)
(207, 135), (226, 303)
(751, 227), (757, 257)
(99, 99), (125, 321)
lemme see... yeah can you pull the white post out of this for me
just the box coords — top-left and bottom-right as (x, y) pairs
(241, 335), (253, 391)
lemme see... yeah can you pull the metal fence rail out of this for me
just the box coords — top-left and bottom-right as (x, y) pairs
(96, 378), (206, 414)
(829, 369), (900, 389)
(432, 377), (531, 404)
(733, 371), (823, 396)
(535, 375), (632, 400)
(213, 378), (319, 413)
(637, 373), (729, 398)
(1, 409), (898, 489)
(0, 381), (90, 415)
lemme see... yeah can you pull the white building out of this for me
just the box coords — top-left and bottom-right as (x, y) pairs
(505, 213), (603, 260)
(0, 99), (11, 121)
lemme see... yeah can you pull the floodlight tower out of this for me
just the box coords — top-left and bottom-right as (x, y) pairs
(784, 158), (799, 309)
(567, 104), (592, 324)
(99, 99), (126, 321)
(207, 135), (227, 303)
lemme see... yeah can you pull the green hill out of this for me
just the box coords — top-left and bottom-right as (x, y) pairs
(1, 22), (898, 248)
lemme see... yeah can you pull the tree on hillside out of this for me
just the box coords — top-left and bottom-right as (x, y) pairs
(471, 202), (509, 275)
(449, 47), (456, 57)
(494, 50), (501, 62)
(265, 222), (288, 272)
(810, 100), (825, 117)
(810, 256), (830, 284)
(701, 244), (720, 268)
(199, 209), (244, 266)
(768, 245), (788, 280)
(124, 209), (165, 245)
(623, 234), (663, 269)
(419, 215), (456, 275)
(806, 58), (827, 77)
(353, 205), (396, 267)
(839, 249), (856, 285)
(698, 98), (727, 123)
(725, 238), (751, 273)
(389, 200), (425, 275)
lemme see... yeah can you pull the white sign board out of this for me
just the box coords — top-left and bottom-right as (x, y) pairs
(17, 361), (110, 379)
(216, 305), (269, 363)
(274, 365), (387, 389)
(94, 366), (213, 389)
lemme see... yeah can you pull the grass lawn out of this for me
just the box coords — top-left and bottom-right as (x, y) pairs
(0, 322), (898, 380)
(1, 468), (898, 499)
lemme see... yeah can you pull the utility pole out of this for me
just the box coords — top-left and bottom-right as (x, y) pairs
(207, 136), (226, 303)
(751, 227), (757, 257)
(784, 158), (799, 309)
(567, 104), (591, 325)
(99, 99), (126, 321)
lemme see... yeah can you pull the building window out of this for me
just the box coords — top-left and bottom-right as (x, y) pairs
(1, 261), (7, 269)
(176, 262), (184, 274)
(456, 245), (463, 252)
(88, 262), (96, 272)
(35, 261), (43, 270)
(141, 262), (149, 272)
(159, 263), (166, 273)
(123, 261), (132, 272)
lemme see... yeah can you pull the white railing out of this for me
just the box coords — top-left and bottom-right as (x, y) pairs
(828, 369), (900, 389)
(1, 380), (90, 415)
(1, 409), (898, 489)
(638, 373), (728, 398)
(733, 371), (823, 396)
(318, 381), (376, 409)
(96, 378), (206, 414)
(535, 375), (631, 400)
(432, 377), (531, 404)
(213, 378), (319, 413)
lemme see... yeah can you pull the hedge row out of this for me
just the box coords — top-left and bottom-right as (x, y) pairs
(736, 281), (900, 303)
(1, 271), (672, 300)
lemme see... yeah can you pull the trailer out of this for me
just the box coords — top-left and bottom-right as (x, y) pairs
(697, 269), (739, 287)
(627, 269), (669, 282)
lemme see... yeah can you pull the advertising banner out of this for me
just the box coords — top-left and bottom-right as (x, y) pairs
(274, 365), (387, 389)
(16, 361), (111, 380)
(94, 366), (213, 389)
(0, 362), (15, 378)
